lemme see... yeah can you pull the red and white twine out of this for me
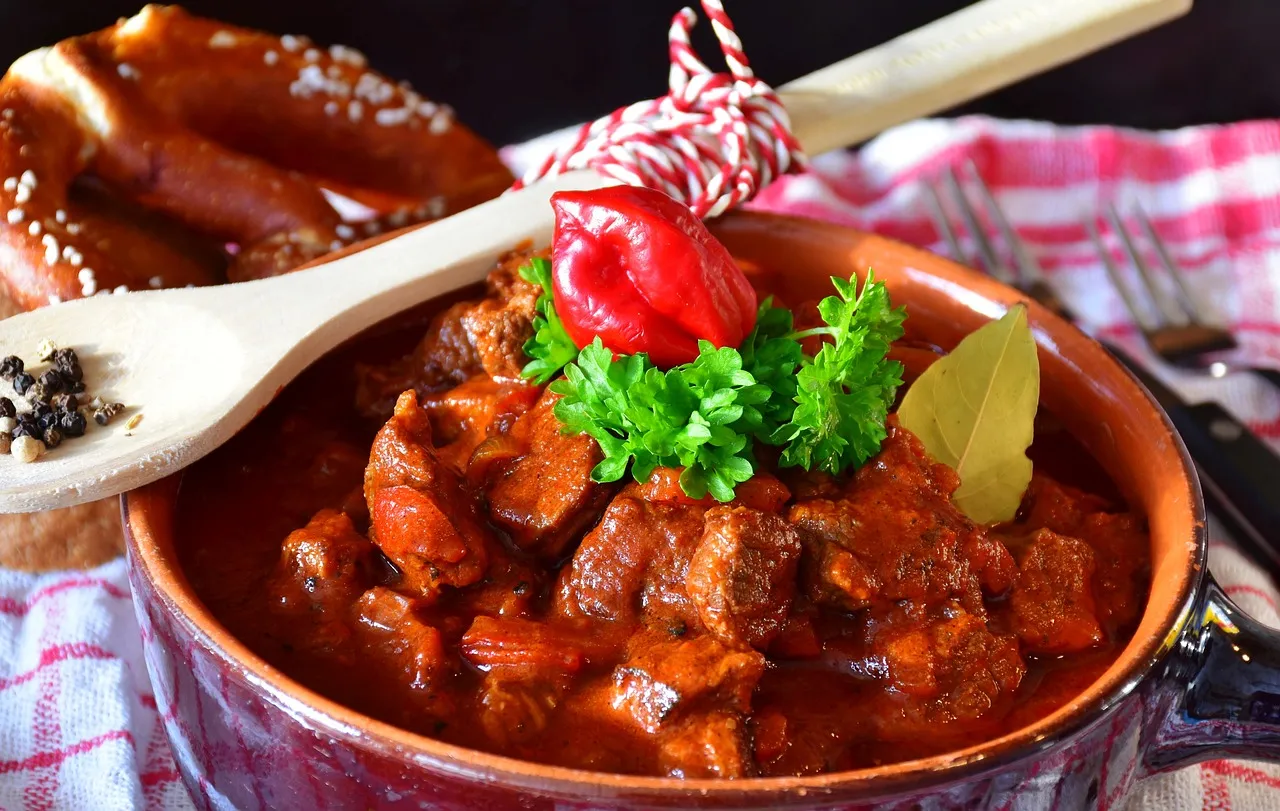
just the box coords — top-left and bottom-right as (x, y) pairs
(509, 0), (807, 219)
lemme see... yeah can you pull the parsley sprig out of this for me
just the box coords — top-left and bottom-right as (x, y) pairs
(520, 261), (906, 500)
(770, 274), (906, 473)
(518, 257), (579, 385)
(551, 340), (768, 502)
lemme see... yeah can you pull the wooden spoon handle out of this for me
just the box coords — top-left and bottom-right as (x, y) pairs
(778, 0), (1192, 156)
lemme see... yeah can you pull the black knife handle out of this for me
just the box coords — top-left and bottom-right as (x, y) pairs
(1170, 401), (1280, 556)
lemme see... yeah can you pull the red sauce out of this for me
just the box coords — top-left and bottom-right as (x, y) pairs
(177, 254), (1151, 778)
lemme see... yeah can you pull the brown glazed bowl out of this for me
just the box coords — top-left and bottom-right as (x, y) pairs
(123, 212), (1280, 810)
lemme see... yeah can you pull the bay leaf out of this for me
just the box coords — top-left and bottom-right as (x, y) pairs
(896, 304), (1039, 524)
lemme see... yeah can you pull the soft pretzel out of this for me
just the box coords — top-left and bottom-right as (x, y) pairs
(0, 7), (513, 572)
(0, 4), (513, 308)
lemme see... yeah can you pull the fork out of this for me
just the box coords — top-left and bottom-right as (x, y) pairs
(1086, 204), (1280, 390)
(925, 164), (1280, 565)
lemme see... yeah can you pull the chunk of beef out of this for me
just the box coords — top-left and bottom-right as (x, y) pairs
(459, 257), (540, 380)
(269, 509), (373, 656)
(1021, 474), (1111, 536)
(786, 499), (880, 612)
(787, 423), (1015, 613)
(555, 487), (706, 625)
(453, 546), (544, 619)
(352, 587), (454, 711)
(1019, 473), (1149, 635)
(1007, 529), (1104, 654)
(274, 509), (372, 614)
(478, 675), (566, 748)
(484, 390), (614, 558)
(1083, 511), (1149, 634)
(418, 376), (539, 472)
(461, 616), (592, 681)
(365, 391), (492, 594)
(611, 632), (765, 733)
(870, 608), (1025, 729)
(355, 302), (483, 419)
(658, 710), (754, 779)
(687, 507), (802, 650)
(353, 250), (543, 419)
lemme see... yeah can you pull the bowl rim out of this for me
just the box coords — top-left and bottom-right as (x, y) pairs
(123, 210), (1206, 802)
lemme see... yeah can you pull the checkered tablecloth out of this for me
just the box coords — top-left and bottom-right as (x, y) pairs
(3, 115), (1280, 809)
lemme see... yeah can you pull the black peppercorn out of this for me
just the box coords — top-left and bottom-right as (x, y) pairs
(66, 380), (85, 395)
(0, 355), (22, 381)
(49, 393), (77, 412)
(93, 402), (125, 426)
(13, 415), (37, 438)
(36, 410), (58, 432)
(59, 410), (87, 437)
(13, 372), (34, 397)
(50, 348), (82, 382)
(0, 397), (13, 419)
(36, 369), (64, 395)
(41, 427), (62, 449)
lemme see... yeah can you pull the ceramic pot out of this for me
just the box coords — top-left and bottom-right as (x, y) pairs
(123, 212), (1278, 810)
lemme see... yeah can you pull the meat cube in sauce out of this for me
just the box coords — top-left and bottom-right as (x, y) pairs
(483, 390), (613, 559)
(459, 259), (541, 380)
(417, 377), (539, 473)
(1021, 474), (1150, 635)
(354, 251), (541, 419)
(555, 486), (707, 626)
(269, 509), (373, 656)
(365, 391), (493, 595)
(1082, 511), (1149, 633)
(273, 509), (372, 615)
(788, 424), (1016, 613)
(686, 506), (802, 650)
(658, 710), (755, 779)
(1007, 529), (1104, 654)
(352, 587), (454, 710)
(461, 616), (590, 682)
(478, 674), (567, 748)
(355, 301), (482, 419)
(870, 608), (1026, 728)
(612, 632), (765, 734)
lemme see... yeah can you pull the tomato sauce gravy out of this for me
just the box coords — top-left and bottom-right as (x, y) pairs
(177, 255), (1151, 778)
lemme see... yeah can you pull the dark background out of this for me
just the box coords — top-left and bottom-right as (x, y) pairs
(1, 1), (1274, 146)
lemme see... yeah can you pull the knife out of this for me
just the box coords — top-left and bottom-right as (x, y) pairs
(1106, 343), (1280, 568)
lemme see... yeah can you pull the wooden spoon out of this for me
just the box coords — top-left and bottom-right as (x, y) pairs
(0, 0), (1189, 512)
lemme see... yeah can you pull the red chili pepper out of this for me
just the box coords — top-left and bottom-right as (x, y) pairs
(549, 186), (757, 368)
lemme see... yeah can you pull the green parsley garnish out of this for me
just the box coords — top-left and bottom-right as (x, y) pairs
(550, 340), (768, 502)
(522, 267), (906, 501)
(770, 273), (906, 474)
(518, 257), (579, 385)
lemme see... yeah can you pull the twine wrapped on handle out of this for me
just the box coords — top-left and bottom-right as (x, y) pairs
(509, 0), (807, 218)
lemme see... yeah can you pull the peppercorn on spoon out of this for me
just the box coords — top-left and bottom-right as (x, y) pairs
(0, 0), (1189, 511)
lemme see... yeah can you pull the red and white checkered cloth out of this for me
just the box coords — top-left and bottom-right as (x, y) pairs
(4, 115), (1280, 809)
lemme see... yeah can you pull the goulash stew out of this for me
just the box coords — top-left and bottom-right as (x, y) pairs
(178, 187), (1150, 778)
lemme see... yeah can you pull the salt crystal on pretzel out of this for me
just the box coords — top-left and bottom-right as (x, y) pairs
(0, 4), (513, 311)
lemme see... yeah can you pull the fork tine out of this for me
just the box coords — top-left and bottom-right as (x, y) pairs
(922, 179), (966, 264)
(1133, 205), (1209, 324)
(1086, 216), (1155, 331)
(964, 160), (1045, 284)
(967, 162), (1076, 321)
(1105, 203), (1186, 327)
(942, 165), (1016, 286)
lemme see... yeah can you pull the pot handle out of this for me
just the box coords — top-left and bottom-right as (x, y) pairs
(1145, 575), (1280, 771)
